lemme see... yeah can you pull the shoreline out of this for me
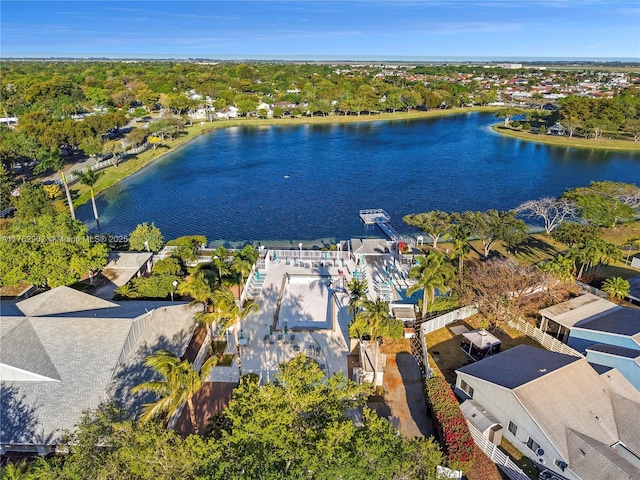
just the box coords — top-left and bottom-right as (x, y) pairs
(491, 124), (640, 151)
(72, 106), (498, 206)
(73, 106), (640, 207)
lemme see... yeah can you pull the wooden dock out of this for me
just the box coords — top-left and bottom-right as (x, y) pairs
(359, 209), (400, 241)
(359, 209), (391, 225)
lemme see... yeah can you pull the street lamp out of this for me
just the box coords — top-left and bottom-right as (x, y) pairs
(143, 240), (150, 252)
(171, 280), (178, 301)
(299, 242), (303, 259)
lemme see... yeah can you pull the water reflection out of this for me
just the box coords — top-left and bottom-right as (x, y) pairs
(77, 112), (640, 243)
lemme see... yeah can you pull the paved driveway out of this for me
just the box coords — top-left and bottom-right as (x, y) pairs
(379, 343), (433, 438)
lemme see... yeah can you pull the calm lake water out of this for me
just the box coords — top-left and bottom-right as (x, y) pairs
(77, 112), (640, 247)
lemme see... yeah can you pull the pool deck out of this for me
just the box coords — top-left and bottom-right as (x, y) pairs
(207, 255), (356, 384)
(206, 247), (418, 384)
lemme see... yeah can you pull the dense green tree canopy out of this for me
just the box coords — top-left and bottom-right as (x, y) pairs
(19, 357), (446, 480)
(128, 222), (164, 252)
(403, 211), (453, 250)
(456, 210), (528, 258)
(0, 212), (108, 287)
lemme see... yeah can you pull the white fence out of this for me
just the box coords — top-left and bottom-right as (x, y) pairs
(575, 281), (607, 298)
(269, 249), (350, 262)
(508, 319), (583, 358)
(58, 142), (149, 185)
(420, 305), (479, 335)
(467, 421), (531, 480)
(419, 305), (478, 376)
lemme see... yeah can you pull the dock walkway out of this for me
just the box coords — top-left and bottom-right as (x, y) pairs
(359, 209), (405, 243)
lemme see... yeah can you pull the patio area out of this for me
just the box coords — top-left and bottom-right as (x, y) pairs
(208, 249), (356, 384)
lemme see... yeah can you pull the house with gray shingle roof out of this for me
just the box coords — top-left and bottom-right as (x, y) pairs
(1, 286), (197, 455)
(539, 294), (640, 391)
(455, 345), (640, 480)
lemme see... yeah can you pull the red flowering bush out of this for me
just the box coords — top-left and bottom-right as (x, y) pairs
(467, 447), (503, 480)
(397, 241), (409, 254)
(425, 375), (475, 472)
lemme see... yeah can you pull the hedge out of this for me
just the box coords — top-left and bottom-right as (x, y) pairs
(425, 375), (475, 472)
(166, 235), (207, 247)
(467, 447), (503, 480)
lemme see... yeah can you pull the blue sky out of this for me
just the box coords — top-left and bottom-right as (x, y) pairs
(1, 1), (639, 59)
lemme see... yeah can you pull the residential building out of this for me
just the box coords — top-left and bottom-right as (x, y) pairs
(0, 286), (197, 455)
(455, 345), (640, 480)
(539, 294), (640, 390)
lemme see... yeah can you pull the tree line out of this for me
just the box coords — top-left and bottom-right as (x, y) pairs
(398, 181), (640, 327)
(3, 356), (456, 480)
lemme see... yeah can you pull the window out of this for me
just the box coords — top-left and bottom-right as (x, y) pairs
(554, 459), (567, 472)
(508, 421), (518, 435)
(527, 437), (541, 453)
(460, 379), (474, 398)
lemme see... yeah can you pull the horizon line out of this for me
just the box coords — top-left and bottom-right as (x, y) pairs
(2, 54), (639, 64)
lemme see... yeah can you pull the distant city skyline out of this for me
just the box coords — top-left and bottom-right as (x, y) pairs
(1, 1), (639, 60)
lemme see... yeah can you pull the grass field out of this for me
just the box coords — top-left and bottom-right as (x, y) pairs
(492, 124), (640, 151)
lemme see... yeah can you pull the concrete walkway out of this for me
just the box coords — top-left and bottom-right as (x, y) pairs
(381, 349), (433, 438)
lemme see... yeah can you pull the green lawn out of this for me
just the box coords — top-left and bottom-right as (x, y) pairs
(492, 124), (640, 151)
(424, 317), (540, 384)
(211, 340), (234, 366)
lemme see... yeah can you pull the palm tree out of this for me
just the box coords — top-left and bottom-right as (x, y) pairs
(131, 350), (217, 433)
(74, 168), (104, 227)
(359, 298), (392, 340)
(346, 277), (368, 318)
(568, 239), (622, 279)
(602, 277), (630, 300)
(177, 271), (214, 311)
(33, 151), (75, 219)
(211, 286), (259, 381)
(450, 238), (469, 280)
(211, 246), (231, 282)
(237, 244), (259, 264)
(231, 254), (252, 295)
(538, 254), (575, 282)
(448, 224), (472, 280)
(407, 251), (455, 318)
(624, 236), (640, 265)
(174, 239), (202, 265)
(232, 245), (259, 294)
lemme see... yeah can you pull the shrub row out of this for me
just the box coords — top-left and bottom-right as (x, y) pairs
(467, 447), (503, 480)
(425, 375), (475, 472)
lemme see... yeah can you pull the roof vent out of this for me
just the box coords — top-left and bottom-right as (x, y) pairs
(595, 416), (601, 422)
